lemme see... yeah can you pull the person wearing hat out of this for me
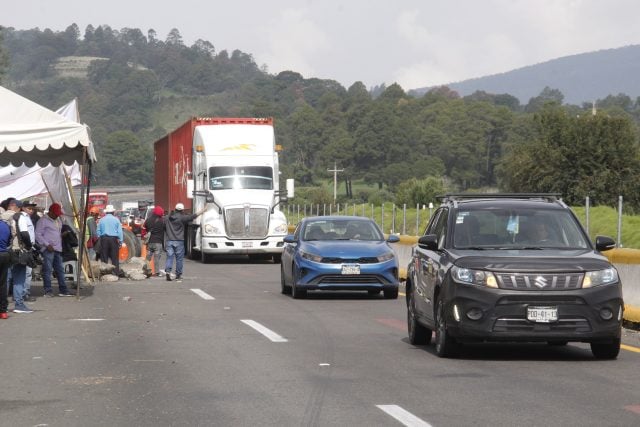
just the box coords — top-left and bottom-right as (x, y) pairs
(86, 206), (101, 261)
(164, 202), (205, 282)
(97, 204), (124, 278)
(9, 199), (36, 313)
(35, 203), (74, 297)
(143, 205), (166, 277)
(21, 201), (38, 303)
(0, 200), (17, 318)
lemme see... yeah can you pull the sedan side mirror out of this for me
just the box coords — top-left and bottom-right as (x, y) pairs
(417, 234), (438, 251)
(386, 235), (400, 243)
(595, 235), (616, 252)
(283, 234), (297, 244)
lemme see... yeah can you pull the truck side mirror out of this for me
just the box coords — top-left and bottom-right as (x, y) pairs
(286, 178), (295, 199)
(206, 192), (215, 204)
(187, 179), (194, 200)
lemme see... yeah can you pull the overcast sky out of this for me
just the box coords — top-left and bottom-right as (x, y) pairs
(3, 0), (640, 91)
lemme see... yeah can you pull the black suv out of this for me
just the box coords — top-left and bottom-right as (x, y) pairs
(406, 194), (623, 359)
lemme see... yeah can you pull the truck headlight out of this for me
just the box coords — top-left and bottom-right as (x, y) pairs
(451, 266), (498, 288)
(203, 224), (222, 235)
(273, 222), (288, 234)
(582, 268), (618, 288)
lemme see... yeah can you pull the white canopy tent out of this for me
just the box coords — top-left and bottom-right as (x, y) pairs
(0, 99), (83, 202)
(0, 86), (96, 168)
(0, 86), (97, 288)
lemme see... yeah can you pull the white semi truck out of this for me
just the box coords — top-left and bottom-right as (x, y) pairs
(154, 117), (293, 263)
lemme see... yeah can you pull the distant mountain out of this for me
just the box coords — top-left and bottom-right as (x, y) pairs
(410, 45), (640, 105)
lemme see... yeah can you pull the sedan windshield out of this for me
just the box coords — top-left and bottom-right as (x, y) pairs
(209, 166), (273, 190)
(453, 208), (590, 249)
(303, 219), (384, 241)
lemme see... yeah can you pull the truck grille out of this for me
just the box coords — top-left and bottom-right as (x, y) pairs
(495, 273), (583, 291)
(225, 207), (269, 238)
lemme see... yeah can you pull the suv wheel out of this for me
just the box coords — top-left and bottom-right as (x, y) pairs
(383, 287), (398, 299)
(435, 298), (459, 358)
(408, 291), (431, 345)
(590, 338), (621, 360)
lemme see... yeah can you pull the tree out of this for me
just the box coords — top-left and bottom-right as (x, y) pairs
(95, 131), (152, 185)
(499, 105), (640, 208)
(524, 86), (564, 113)
(0, 26), (8, 83)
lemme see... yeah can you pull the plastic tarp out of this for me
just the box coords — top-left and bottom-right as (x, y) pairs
(0, 85), (96, 167)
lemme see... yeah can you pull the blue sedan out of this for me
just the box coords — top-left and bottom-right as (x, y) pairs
(280, 216), (400, 299)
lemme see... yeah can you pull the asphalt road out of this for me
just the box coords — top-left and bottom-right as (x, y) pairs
(2, 257), (640, 427)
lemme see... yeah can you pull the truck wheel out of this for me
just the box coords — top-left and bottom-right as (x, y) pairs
(118, 229), (138, 263)
(272, 254), (282, 264)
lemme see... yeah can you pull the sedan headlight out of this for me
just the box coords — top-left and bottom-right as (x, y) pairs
(582, 268), (618, 288)
(300, 250), (323, 263)
(451, 266), (498, 288)
(377, 252), (395, 262)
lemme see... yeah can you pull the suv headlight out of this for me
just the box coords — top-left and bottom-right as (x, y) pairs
(582, 268), (618, 288)
(300, 250), (323, 263)
(451, 266), (498, 288)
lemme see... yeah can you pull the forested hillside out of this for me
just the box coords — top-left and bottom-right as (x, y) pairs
(1, 24), (640, 210)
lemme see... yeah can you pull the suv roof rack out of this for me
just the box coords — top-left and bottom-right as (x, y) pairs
(438, 193), (564, 208)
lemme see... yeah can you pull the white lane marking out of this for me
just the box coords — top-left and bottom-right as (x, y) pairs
(191, 288), (215, 300)
(241, 319), (288, 342)
(70, 318), (105, 321)
(376, 405), (432, 427)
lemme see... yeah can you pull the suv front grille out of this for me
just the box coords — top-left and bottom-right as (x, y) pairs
(225, 207), (269, 238)
(495, 273), (583, 291)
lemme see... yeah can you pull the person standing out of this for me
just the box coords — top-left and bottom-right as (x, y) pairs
(86, 207), (101, 261)
(10, 200), (35, 313)
(97, 205), (123, 277)
(164, 203), (204, 282)
(22, 202), (38, 303)
(143, 206), (165, 277)
(0, 205), (14, 319)
(35, 203), (73, 297)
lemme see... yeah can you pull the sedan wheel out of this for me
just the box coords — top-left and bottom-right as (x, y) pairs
(408, 291), (431, 345)
(435, 298), (459, 358)
(280, 264), (291, 295)
(291, 267), (307, 299)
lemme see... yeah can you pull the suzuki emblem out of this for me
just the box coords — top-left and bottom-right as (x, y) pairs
(534, 276), (548, 288)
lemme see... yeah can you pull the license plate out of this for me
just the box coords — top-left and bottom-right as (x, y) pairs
(341, 264), (360, 275)
(241, 241), (253, 248)
(527, 306), (558, 323)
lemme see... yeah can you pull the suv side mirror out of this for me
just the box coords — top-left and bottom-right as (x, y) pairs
(417, 234), (438, 251)
(595, 235), (616, 251)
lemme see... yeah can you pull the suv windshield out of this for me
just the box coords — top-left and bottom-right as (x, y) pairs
(209, 166), (273, 190)
(453, 207), (590, 249)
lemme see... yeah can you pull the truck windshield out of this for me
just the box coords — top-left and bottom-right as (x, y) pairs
(209, 166), (273, 190)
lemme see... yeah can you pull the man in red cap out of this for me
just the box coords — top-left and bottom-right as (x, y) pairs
(143, 205), (166, 277)
(35, 203), (73, 297)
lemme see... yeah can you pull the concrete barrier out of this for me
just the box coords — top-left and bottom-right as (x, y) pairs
(390, 240), (640, 323)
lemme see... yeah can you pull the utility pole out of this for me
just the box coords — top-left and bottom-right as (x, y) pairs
(327, 162), (344, 201)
